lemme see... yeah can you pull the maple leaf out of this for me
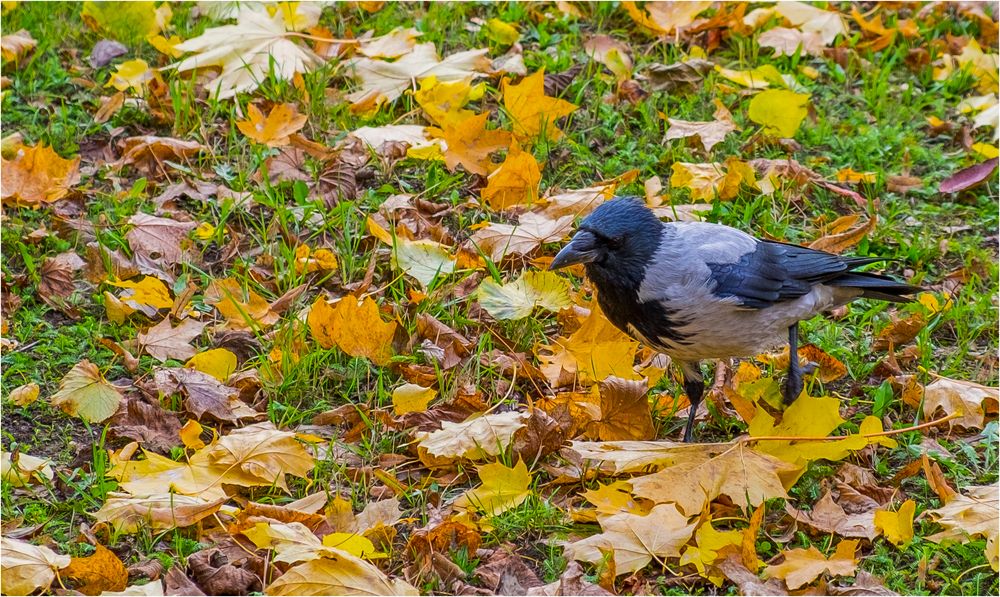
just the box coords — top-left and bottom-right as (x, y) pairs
(204, 278), (280, 329)
(589, 376), (656, 441)
(502, 70), (578, 141)
(629, 443), (800, 516)
(207, 422), (315, 490)
(784, 490), (877, 540)
(764, 539), (859, 590)
(106, 59), (157, 95)
(414, 75), (483, 127)
(106, 277), (173, 320)
(345, 42), (490, 111)
(664, 100), (737, 152)
(0, 537), (71, 596)
(266, 551), (418, 596)
(169, 7), (322, 99)
(538, 305), (640, 386)
(774, 1), (847, 45)
(922, 376), (999, 430)
(237, 103), (308, 147)
(670, 157), (758, 201)
(748, 89), (811, 138)
(308, 295), (396, 365)
(137, 317), (205, 362)
(481, 142), (542, 210)
(680, 521), (744, 584)
(622, 1), (711, 35)
(582, 481), (651, 518)
(94, 492), (228, 533)
(415, 410), (529, 464)
(758, 27), (826, 57)
(428, 111), (511, 175)
(1, 143), (80, 207)
(584, 35), (633, 81)
(564, 503), (696, 575)
(714, 64), (789, 89)
(470, 212), (573, 261)
(477, 271), (572, 320)
(454, 459), (532, 515)
(49, 360), (123, 423)
(924, 483), (999, 571)
(874, 499), (916, 546)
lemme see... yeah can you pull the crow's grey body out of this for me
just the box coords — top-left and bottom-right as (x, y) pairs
(549, 197), (922, 441)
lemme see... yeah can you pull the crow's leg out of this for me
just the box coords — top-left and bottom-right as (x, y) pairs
(680, 361), (705, 442)
(782, 323), (803, 404)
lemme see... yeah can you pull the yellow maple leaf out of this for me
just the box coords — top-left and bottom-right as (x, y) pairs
(581, 480), (650, 517)
(106, 59), (157, 96)
(874, 499), (916, 547)
(670, 157), (757, 201)
(205, 278), (280, 329)
(502, 70), (578, 141)
(765, 540), (859, 590)
(538, 305), (640, 386)
(237, 103), (308, 147)
(428, 111), (511, 175)
(1, 143), (80, 207)
(680, 521), (744, 585)
(454, 460), (532, 516)
(49, 360), (123, 423)
(179, 419), (206, 450)
(308, 295), (396, 365)
(147, 33), (183, 57)
(748, 89), (811, 138)
(413, 76), (483, 127)
(476, 270), (572, 320)
(480, 142), (541, 210)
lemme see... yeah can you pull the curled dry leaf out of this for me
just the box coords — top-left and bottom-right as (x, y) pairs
(1, 451), (54, 487)
(0, 536), (71, 596)
(873, 312), (926, 350)
(1, 29), (37, 63)
(153, 367), (259, 423)
(784, 490), (877, 540)
(187, 547), (262, 595)
(922, 376), (999, 430)
(807, 213), (877, 254)
(645, 59), (713, 93)
(107, 393), (183, 453)
(924, 483), (999, 571)
(114, 136), (206, 176)
(939, 158), (999, 193)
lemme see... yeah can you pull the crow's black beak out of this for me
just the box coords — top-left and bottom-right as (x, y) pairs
(549, 230), (598, 270)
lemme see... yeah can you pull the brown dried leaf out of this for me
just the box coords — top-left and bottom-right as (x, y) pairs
(874, 312), (926, 350)
(808, 214), (877, 254)
(126, 213), (197, 266)
(138, 317), (205, 362)
(115, 136), (206, 177)
(153, 367), (260, 423)
(588, 377), (655, 441)
(38, 251), (84, 301)
(188, 548), (261, 596)
(107, 393), (183, 453)
(645, 59), (713, 93)
(784, 490), (877, 539)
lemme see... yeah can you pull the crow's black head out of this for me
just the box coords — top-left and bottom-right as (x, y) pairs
(549, 196), (663, 289)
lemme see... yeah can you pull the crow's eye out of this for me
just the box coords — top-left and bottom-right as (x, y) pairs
(605, 235), (624, 249)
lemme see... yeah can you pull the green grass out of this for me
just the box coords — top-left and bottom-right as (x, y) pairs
(1, 2), (997, 595)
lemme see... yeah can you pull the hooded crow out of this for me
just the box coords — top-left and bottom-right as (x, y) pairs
(549, 197), (922, 442)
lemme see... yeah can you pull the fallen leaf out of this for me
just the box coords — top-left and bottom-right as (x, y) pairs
(665, 101), (737, 152)
(266, 551), (418, 595)
(392, 238), (456, 288)
(237, 103), (308, 147)
(1, 29), (37, 63)
(345, 41), (490, 111)
(114, 136), (206, 176)
(477, 270), (572, 320)
(153, 367), (258, 423)
(502, 70), (578, 141)
(415, 410), (529, 463)
(748, 89), (811, 138)
(670, 157), (758, 201)
(1, 451), (53, 487)
(204, 278), (280, 329)
(629, 443), (799, 515)
(481, 142), (541, 210)
(589, 376), (655, 441)
(187, 547), (261, 595)
(185, 348), (238, 382)
(784, 490), (877, 540)
(392, 383), (436, 415)
(169, 7), (322, 98)
(715, 64), (789, 89)
(873, 312), (926, 350)
(584, 35), (632, 81)
(454, 459), (532, 515)
(758, 27), (825, 57)
(765, 540), (859, 590)
(807, 214), (877, 254)
(207, 421), (315, 491)
(9, 382), (40, 406)
(308, 295), (397, 365)
(62, 544), (128, 595)
(428, 111), (510, 175)
(622, 1), (711, 35)
(0, 537), (71, 596)
(829, 570), (900, 596)
(126, 213), (197, 267)
(525, 561), (613, 596)
(874, 499), (916, 546)
(923, 376), (999, 430)
(1, 143), (80, 207)
(939, 158), (998, 193)
(538, 306), (641, 386)
(924, 483), (999, 571)
(775, 1), (847, 45)
(564, 503), (696, 575)
(107, 393), (184, 453)
(38, 252), (83, 302)
(49, 359), (123, 423)
(138, 317), (205, 362)
(645, 59), (714, 93)
(106, 59), (157, 95)
(81, 1), (161, 44)
(107, 277), (173, 320)
(413, 75), (481, 127)
(470, 212), (573, 261)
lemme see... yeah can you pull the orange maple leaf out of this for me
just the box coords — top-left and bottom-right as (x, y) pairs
(1, 143), (80, 207)
(502, 70), (577, 141)
(428, 112), (511, 176)
(308, 295), (397, 365)
(236, 103), (309, 147)
(480, 142), (541, 210)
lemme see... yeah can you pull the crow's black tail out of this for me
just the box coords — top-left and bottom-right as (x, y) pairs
(829, 260), (924, 303)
